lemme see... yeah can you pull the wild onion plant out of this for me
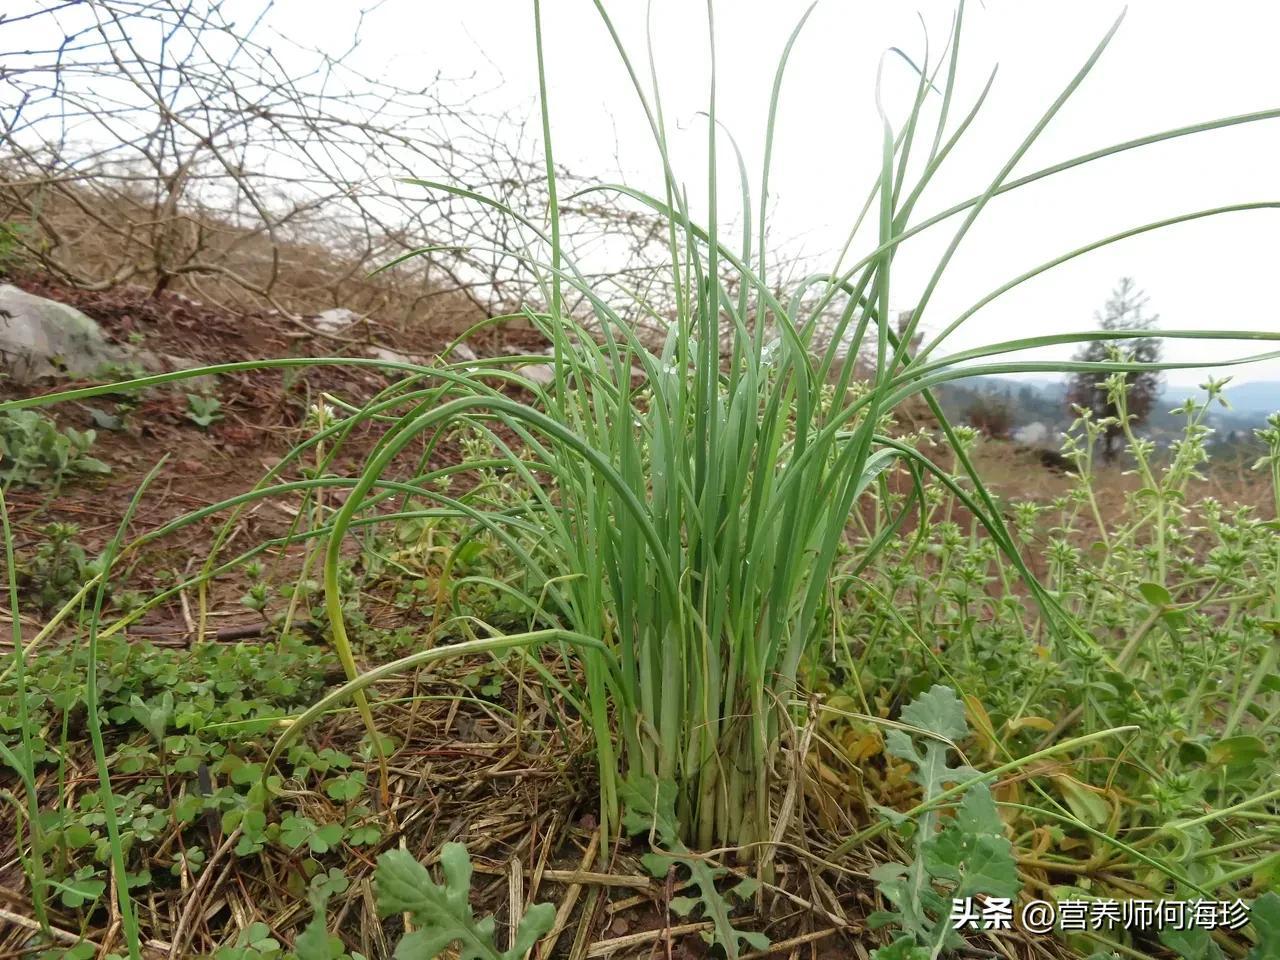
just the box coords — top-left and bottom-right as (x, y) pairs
(316, 1), (1280, 852)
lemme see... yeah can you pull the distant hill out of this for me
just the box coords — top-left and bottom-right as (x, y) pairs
(932, 373), (1278, 447)
(1164, 379), (1280, 415)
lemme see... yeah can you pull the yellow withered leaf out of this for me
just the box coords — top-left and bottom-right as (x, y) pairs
(963, 694), (999, 761)
(1006, 715), (1056, 734)
(841, 729), (884, 763)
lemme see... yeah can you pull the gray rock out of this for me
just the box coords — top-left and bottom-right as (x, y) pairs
(0, 284), (215, 388)
(448, 342), (478, 362)
(1013, 421), (1050, 446)
(0, 284), (132, 383)
(312, 307), (358, 333)
(520, 362), (556, 386)
(366, 345), (429, 367)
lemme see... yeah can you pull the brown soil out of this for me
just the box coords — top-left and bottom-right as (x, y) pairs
(1, 271), (551, 635)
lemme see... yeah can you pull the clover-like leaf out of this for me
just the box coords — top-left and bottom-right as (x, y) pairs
(309, 823), (345, 854)
(56, 869), (105, 909)
(296, 869), (352, 960)
(294, 923), (347, 960)
(325, 772), (367, 803)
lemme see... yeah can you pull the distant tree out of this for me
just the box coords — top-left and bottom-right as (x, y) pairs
(1067, 278), (1163, 462)
(967, 398), (1013, 439)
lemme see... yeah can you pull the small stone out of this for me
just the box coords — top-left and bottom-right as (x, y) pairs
(448, 342), (478, 362)
(520, 362), (556, 386)
(366, 345), (429, 367)
(312, 307), (358, 333)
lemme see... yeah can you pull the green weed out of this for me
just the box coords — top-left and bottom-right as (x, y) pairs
(868, 686), (1018, 958)
(0, 219), (28, 273)
(186, 394), (224, 428)
(19, 523), (101, 613)
(375, 843), (554, 960)
(0, 410), (111, 489)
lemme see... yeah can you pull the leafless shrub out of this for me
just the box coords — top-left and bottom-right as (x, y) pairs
(966, 399), (1013, 439)
(0, 0), (668, 337)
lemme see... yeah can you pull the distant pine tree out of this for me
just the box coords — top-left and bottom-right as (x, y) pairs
(1067, 278), (1163, 462)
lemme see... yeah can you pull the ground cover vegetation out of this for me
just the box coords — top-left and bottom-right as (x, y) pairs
(1, 2), (1279, 960)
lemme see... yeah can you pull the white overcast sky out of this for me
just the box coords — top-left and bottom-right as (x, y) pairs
(212, 2), (1280, 385)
